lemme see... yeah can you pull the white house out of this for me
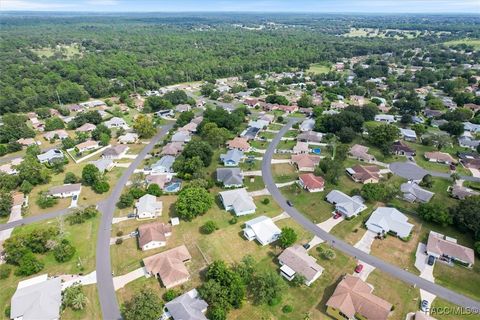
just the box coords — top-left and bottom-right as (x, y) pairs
(325, 190), (367, 218)
(399, 128), (417, 142)
(365, 207), (414, 238)
(135, 194), (163, 219)
(118, 132), (139, 144)
(104, 117), (129, 130)
(243, 216), (281, 246)
(374, 114), (397, 124)
(219, 188), (256, 216)
(299, 118), (315, 132)
(47, 183), (81, 198)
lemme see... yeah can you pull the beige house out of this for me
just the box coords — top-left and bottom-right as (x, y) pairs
(278, 245), (324, 286)
(291, 154), (321, 172)
(138, 222), (172, 251)
(426, 231), (475, 268)
(349, 144), (375, 162)
(143, 245), (192, 288)
(346, 165), (382, 184)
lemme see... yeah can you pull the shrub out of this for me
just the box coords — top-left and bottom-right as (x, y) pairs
(117, 193), (134, 209)
(4, 306), (10, 318)
(229, 217), (238, 225)
(36, 192), (58, 209)
(64, 172), (78, 184)
(15, 252), (44, 276)
(163, 289), (179, 302)
(93, 180), (110, 194)
(116, 230), (124, 237)
(115, 238), (123, 245)
(53, 239), (76, 262)
(201, 221), (219, 234)
(261, 198), (270, 205)
(282, 305), (293, 313)
(0, 265), (11, 279)
(63, 285), (87, 310)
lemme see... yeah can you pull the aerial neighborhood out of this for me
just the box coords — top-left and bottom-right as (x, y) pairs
(1, 8), (480, 320)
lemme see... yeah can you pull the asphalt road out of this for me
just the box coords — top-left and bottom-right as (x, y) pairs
(0, 207), (73, 231)
(96, 123), (173, 320)
(262, 118), (480, 311)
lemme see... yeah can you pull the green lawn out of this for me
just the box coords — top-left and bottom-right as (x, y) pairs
(307, 63), (330, 75)
(444, 38), (480, 50)
(431, 298), (480, 320)
(272, 163), (298, 183)
(433, 259), (480, 302)
(244, 176), (265, 191)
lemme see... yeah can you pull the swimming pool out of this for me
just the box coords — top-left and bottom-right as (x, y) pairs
(312, 148), (321, 155)
(164, 182), (181, 193)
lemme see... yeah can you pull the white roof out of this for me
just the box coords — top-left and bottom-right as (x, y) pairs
(219, 188), (256, 215)
(365, 207), (414, 238)
(136, 194), (162, 214)
(400, 128), (417, 138)
(244, 216), (281, 245)
(326, 190), (366, 217)
(11, 275), (62, 320)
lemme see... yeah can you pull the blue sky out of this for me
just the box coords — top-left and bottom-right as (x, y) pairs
(1, 0), (479, 13)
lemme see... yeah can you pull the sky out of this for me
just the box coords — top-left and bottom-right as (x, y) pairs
(1, 0), (479, 13)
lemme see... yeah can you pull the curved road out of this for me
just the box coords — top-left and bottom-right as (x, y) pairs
(262, 118), (480, 310)
(96, 123), (173, 320)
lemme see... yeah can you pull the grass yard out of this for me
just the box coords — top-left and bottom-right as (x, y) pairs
(271, 163), (298, 183)
(280, 185), (332, 223)
(61, 285), (101, 320)
(444, 38), (480, 50)
(32, 43), (82, 59)
(367, 269), (420, 320)
(240, 159), (262, 171)
(268, 123), (284, 131)
(250, 140), (269, 149)
(433, 258), (480, 302)
(431, 298), (480, 320)
(307, 63), (330, 74)
(277, 139), (296, 150)
(244, 176), (266, 191)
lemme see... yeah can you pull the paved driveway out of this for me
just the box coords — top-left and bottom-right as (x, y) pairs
(354, 230), (377, 254)
(113, 267), (149, 291)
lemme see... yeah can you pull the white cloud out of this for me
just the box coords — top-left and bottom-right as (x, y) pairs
(0, 0), (75, 10)
(85, 0), (119, 5)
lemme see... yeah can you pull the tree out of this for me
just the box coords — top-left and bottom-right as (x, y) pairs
(117, 193), (134, 209)
(176, 111), (195, 127)
(92, 178), (110, 194)
(439, 121), (464, 136)
(44, 117), (65, 131)
(475, 241), (480, 256)
(173, 155), (204, 180)
(19, 180), (33, 194)
(91, 124), (111, 142)
(317, 158), (343, 185)
(451, 196), (480, 239)
(366, 123), (400, 154)
(163, 289), (179, 302)
(81, 164), (100, 186)
(0, 190), (13, 217)
(419, 174), (434, 188)
(360, 183), (397, 202)
(418, 202), (452, 226)
(17, 155), (51, 186)
(297, 93), (314, 108)
(0, 265), (11, 279)
(26, 144), (41, 157)
(250, 270), (285, 306)
(128, 187), (147, 199)
(63, 285), (87, 311)
(36, 192), (58, 209)
(133, 114), (156, 138)
(266, 94), (289, 105)
(15, 252), (44, 276)
(54, 239), (76, 262)
(201, 220), (219, 234)
(122, 289), (163, 320)
(278, 227), (297, 248)
(64, 172), (79, 184)
(337, 127), (356, 143)
(144, 96), (173, 112)
(182, 141), (213, 166)
(201, 122), (232, 147)
(175, 187), (213, 221)
(146, 183), (162, 196)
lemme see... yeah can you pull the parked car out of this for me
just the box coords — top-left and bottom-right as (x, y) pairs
(127, 213), (136, 219)
(302, 243), (311, 250)
(333, 212), (342, 219)
(354, 264), (363, 273)
(449, 164), (456, 171)
(130, 230), (139, 237)
(286, 200), (294, 207)
(72, 195), (78, 201)
(427, 255), (435, 266)
(421, 300), (429, 312)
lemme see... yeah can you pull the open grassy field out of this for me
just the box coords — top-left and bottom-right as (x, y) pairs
(32, 43), (82, 59)
(307, 63), (330, 75)
(433, 258), (480, 302)
(431, 298), (480, 320)
(271, 163), (298, 183)
(444, 38), (480, 50)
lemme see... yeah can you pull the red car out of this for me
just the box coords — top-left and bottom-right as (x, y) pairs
(333, 212), (342, 219)
(354, 264), (364, 273)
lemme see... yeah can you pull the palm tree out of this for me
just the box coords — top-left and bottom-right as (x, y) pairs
(71, 292), (87, 310)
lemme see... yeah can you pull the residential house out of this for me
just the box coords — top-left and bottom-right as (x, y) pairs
(90, 158), (114, 173)
(156, 110), (174, 118)
(191, 116), (204, 125)
(118, 132), (139, 144)
(399, 128), (417, 142)
(76, 140), (100, 153)
(465, 103), (480, 113)
(346, 165), (382, 184)
(326, 275), (392, 320)
(77, 123), (96, 133)
(449, 185), (480, 200)
(227, 137), (250, 152)
(330, 101), (347, 110)
(151, 155), (175, 173)
(326, 190), (367, 218)
(298, 173), (325, 192)
(220, 149), (244, 166)
(175, 104), (191, 113)
(424, 109), (444, 118)
(426, 231), (475, 268)
(47, 183), (81, 198)
(164, 289), (208, 320)
(17, 138), (39, 147)
(431, 119), (448, 128)
(171, 131), (191, 143)
(102, 145), (129, 160)
(216, 168), (244, 188)
(219, 188), (256, 216)
(299, 118), (315, 132)
(259, 114), (275, 124)
(135, 194), (162, 219)
(68, 104), (82, 112)
(391, 141), (416, 156)
(400, 182), (434, 203)
(349, 144), (375, 163)
(138, 222), (172, 251)
(424, 151), (456, 164)
(10, 274), (62, 320)
(243, 216), (281, 246)
(244, 98), (260, 108)
(375, 114), (397, 124)
(458, 136), (480, 151)
(161, 142), (185, 156)
(179, 122), (198, 133)
(143, 245), (192, 288)
(293, 141), (309, 154)
(463, 122), (480, 133)
(297, 131), (323, 143)
(0, 163), (17, 175)
(248, 119), (269, 130)
(37, 149), (64, 164)
(278, 245), (324, 286)
(43, 129), (69, 140)
(146, 174), (171, 189)
(241, 126), (260, 140)
(79, 100), (105, 108)
(350, 95), (366, 107)
(278, 105), (298, 114)
(365, 207), (414, 238)
(104, 117), (129, 130)
(291, 154), (321, 172)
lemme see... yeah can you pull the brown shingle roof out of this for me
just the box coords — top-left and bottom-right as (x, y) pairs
(299, 173), (325, 190)
(350, 165), (381, 183)
(143, 245), (191, 288)
(426, 232), (475, 265)
(227, 137), (250, 151)
(326, 275), (392, 320)
(424, 151), (455, 163)
(278, 245), (323, 282)
(138, 222), (172, 248)
(291, 154), (321, 169)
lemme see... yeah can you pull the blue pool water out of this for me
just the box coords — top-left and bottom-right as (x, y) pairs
(164, 182), (181, 193)
(312, 148), (321, 154)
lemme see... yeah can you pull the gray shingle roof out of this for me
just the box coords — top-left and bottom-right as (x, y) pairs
(165, 289), (208, 320)
(216, 168), (243, 186)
